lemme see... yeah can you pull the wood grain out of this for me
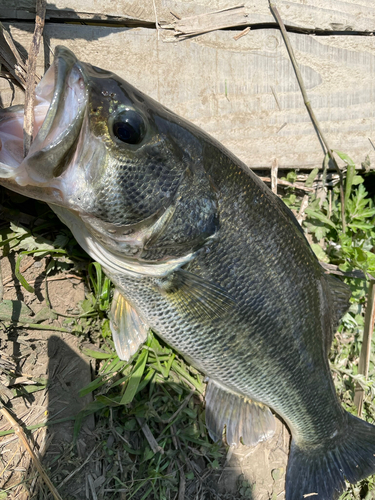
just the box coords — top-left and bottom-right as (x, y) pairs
(1, 0), (375, 32)
(1, 23), (375, 171)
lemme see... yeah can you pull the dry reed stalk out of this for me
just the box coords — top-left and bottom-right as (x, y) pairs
(354, 279), (375, 416)
(0, 404), (63, 500)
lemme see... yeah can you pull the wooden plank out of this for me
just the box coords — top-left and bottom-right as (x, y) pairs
(1, 0), (375, 32)
(1, 23), (375, 171)
(0, 1), (154, 24)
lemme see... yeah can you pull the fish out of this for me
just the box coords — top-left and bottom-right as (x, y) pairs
(0, 45), (375, 500)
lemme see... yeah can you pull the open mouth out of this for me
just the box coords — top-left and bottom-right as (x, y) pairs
(0, 46), (88, 187)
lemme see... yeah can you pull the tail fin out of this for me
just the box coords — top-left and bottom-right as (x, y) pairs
(286, 412), (375, 500)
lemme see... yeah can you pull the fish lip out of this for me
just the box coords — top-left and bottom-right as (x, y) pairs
(31, 46), (82, 146)
(1, 46), (88, 190)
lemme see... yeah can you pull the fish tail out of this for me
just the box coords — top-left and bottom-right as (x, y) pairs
(286, 412), (375, 500)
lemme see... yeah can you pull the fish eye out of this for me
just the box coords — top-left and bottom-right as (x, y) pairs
(111, 109), (146, 145)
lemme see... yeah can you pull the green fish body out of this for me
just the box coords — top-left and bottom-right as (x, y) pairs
(0, 46), (374, 500)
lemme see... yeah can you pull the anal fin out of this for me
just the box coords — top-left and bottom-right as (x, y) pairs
(205, 380), (275, 447)
(110, 289), (149, 361)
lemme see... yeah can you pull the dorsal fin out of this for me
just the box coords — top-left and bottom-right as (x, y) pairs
(322, 273), (351, 353)
(205, 380), (275, 447)
(325, 273), (351, 331)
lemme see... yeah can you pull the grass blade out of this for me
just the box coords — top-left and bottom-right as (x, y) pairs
(120, 349), (148, 405)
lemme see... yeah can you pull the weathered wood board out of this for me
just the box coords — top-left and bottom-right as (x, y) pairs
(1, 0), (375, 31)
(1, 20), (375, 172)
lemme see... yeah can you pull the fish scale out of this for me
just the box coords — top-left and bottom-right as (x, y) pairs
(106, 159), (341, 440)
(0, 46), (375, 500)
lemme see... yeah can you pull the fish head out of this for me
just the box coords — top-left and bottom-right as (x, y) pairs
(0, 46), (219, 275)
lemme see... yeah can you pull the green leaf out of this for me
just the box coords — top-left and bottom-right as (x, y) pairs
(101, 318), (112, 339)
(79, 375), (107, 397)
(53, 233), (70, 248)
(334, 150), (355, 168)
(101, 357), (126, 375)
(95, 395), (122, 406)
(304, 209), (336, 229)
(314, 225), (331, 242)
(9, 222), (28, 236)
(348, 222), (372, 231)
(305, 167), (319, 187)
(88, 262), (101, 295)
(120, 349), (148, 405)
(164, 353), (175, 379)
(365, 252), (375, 272)
(171, 361), (205, 394)
(135, 368), (156, 394)
(345, 163), (356, 211)
(352, 175), (364, 185)
(286, 171), (297, 183)
(13, 384), (46, 395)
(82, 348), (113, 359)
(351, 208), (375, 219)
(88, 262), (111, 310)
(311, 244), (328, 262)
(15, 253), (34, 293)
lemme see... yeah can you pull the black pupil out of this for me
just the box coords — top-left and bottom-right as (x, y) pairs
(112, 110), (145, 145)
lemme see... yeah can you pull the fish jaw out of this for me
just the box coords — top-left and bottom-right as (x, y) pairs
(0, 46), (88, 203)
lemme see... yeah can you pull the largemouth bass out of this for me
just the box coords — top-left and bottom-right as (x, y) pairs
(0, 46), (374, 500)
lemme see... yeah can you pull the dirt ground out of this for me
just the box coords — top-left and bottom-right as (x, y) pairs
(0, 248), (289, 499)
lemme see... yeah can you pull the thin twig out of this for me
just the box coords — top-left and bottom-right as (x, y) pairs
(271, 158), (278, 194)
(297, 194), (309, 225)
(269, 2), (346, 232)
(233, 27), (251, 41)
(87, 474), (98, 500)
(177, 457), (186, 500)
(0, 318), (71, 332)
(0, 23), (28, 89)
(0, 257), (3, 303)
(23, 0), (47, 157)
(3, 273), (83, 287)
(136, 416), (164, 454)
(57, 444), (100, 489)
(157, 388), (195, 424)
(320, 262), (370, 280)
(322, 152), (330, 187)
(354, 279), (375, 416)
(270, 85), (281, 110)
(0, 443), (20, 478)
(0, 403), (63, 500)
(259, 177), (314, 193)
(152, 0), (160, 39)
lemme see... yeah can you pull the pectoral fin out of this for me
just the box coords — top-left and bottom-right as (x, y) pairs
(109, 289), (149, 361)
(155, 269), (235, 321)
(205, 380), (275, 447)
